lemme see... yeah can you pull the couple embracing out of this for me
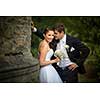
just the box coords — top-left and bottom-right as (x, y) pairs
(32, 23), (90, 83)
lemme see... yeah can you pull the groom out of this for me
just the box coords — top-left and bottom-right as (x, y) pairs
(32, 23), (90, 82)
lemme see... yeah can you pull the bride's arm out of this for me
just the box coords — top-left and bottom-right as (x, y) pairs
(39, 43), (60, 67)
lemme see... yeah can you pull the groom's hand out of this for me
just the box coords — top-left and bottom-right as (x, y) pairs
(68, 64), (78, 71)
(31, 21), (37, 32)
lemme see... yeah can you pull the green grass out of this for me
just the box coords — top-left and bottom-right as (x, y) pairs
(78, 74), (98, 83)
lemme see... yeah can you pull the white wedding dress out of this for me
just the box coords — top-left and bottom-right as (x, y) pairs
(39, 49), (62, 83)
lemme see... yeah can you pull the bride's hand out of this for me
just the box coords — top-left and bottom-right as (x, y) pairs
(55, 57), (61, 62)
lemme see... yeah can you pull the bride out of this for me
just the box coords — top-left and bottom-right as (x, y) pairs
(38, 27), (62, 83)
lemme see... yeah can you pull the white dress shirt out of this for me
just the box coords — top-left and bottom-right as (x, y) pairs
(56, 34), (74, 69)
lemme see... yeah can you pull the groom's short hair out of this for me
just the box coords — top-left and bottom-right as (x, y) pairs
(53, 23), (65, 33)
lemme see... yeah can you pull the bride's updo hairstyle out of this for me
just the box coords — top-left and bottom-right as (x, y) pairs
(43, 27), (53, 35)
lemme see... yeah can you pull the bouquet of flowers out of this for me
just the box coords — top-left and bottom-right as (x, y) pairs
(54, 49), (65, 60)
(54, 45), (69, 60)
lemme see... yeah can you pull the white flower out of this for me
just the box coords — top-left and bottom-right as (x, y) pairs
(64, 45), (69, 49)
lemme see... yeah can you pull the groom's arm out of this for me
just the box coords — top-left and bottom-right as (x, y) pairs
(31, 27), (44, 39)
(67, 36), (90, 73)
(74, 39), (90, 64)
(67, 35), (90, 64)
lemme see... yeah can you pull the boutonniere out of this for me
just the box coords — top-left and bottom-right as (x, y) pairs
(64, 45), (75, 52)
(64, 44), (69, 49)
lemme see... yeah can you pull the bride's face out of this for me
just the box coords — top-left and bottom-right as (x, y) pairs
(44, 30), (54, 43)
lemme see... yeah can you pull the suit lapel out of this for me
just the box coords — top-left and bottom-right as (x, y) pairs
(66, 34), (72, 52)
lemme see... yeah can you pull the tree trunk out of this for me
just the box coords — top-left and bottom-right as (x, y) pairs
(0, 16), (39, 82)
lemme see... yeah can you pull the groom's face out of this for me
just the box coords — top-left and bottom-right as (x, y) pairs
(54, 30), (63, 40)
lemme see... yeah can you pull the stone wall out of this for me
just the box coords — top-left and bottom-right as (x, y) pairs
(0, 17), (39, 82)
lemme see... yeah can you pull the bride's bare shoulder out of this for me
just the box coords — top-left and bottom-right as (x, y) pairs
(39, 40), (48, 50)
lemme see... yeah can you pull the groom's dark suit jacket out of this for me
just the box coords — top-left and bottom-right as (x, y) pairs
(32, 29), (90, 74)
(65, 34), (90, 74)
